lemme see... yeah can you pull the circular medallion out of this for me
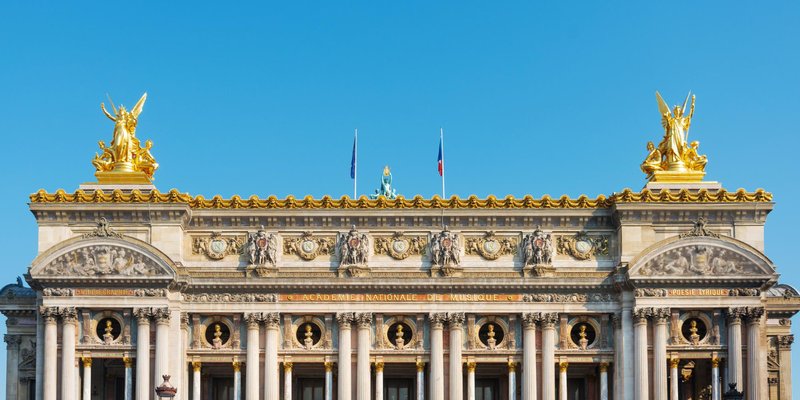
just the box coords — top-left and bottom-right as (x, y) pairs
(257, 237), (268, 249)
(483, 240), (499, 254)
(478, 322), (505, 348)
(207, 239), (228, 259)
(301, 240), (317, 253)
(392, 239), (407, 253)
(575, 239), (593, 255)
(349, 237), (361, 248)
(96, 317), (122, 343)
(570, 323), (596, 349)
(441, 238), (452, 249)
(296, 322), (322, 348)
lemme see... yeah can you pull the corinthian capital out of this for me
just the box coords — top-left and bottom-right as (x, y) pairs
(60, 307), (78, 324)
(429, 313), (447, 329)
(152, 307), (171, 324)
(521, 312), (540, 328)
(726, 307), (746, 324)
(244, 313), (262, 328)
(447, 312), (465, 329)
(133, 308), (152, 324)
(4, 334), (21, 349)
(263, 312), (280, 329)
(355, 313), (373, 329)
(744, 307), (764, 323)
(336, 312), (354, 328)
(632, 307), (653, 324)
(540, 312), (559, 328)
(778, 334), (794, 350)
(652, 307), (671, 323)
(39, 306), (59, 323)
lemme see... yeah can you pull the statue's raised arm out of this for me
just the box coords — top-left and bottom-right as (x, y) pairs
(100, 103), (116, 121)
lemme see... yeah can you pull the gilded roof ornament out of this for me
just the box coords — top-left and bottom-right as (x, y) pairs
(641, 91), (707, 183)
(92, 93), (158, 184)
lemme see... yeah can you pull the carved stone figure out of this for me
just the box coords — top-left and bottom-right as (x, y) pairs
(395, 325), (405, 350)
(638, 245), (760, 276)
(522, 228), (553, 265)
(41, 245), (164, 277)
(245, 229), (278, 266)
(430, 227), (461, 267)
(212, 323), (223, 349)
(679, 217), (720, 238)
(688, 320), (700, 345)
(339, 226), (369, 266)
(303, 324), (314, 349)
(578, 325), (589, 350)
(486, 324), (497, 349)
(103, 320), (114, 344)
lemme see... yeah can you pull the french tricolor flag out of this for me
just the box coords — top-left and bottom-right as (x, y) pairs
(437, 133), (444, 177)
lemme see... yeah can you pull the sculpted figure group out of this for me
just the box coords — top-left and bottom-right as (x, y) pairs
(641, 91), (707, 178)
(339, 226), (370, 266)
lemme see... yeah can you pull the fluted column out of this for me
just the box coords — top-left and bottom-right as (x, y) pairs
(466, 361), (476, 400)
(711, 357), (720, 400)
(153, 308), (171, 387)
(5, 334), (21, 400)
(375, 362), (384, 400)
(82, 357), (92, 400)
(508, 361), (517, 400)
(61, 307), (78, 400)
(337, 313), (354, 400)
(123, 357), (134, 400)
(416, 360), (425, 400)
(356, 313), (373, 400)
(134, 308), (151, 400)
(611, 314), (622, 400)
(36, 311), (44, 400)
(429, 313), (446, 400)
(41, 307), (58, 400)
(447, 312), (465, 400)
(745, 307), (764, 400)
(777, 335), (794, 400)
(325, 361), (334, 400)
(632, 308), (650, 400)
(264, 313), (281, 400)
(181, 314), (190, 400)
(541, 313), (558, 400)
(669, 359), (679, 400)
(234, 361), (242, 400)
(599, 363), (609, 400)
(245, 313), (262, 400)
(726, 307), (745, 392)
(192, 362), (201, 400)
(653, 308), (670, 400)
(284, 362), (293, 400)
(521, 313), (538, 400)
(558, 362), (568, 400)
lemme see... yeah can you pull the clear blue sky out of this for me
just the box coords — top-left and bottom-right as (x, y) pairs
(1, 1), (798, 394)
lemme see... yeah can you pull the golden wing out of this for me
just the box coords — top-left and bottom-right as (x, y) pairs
(131, 92), (148, 118)
(655, 91), (670, 116)
(680, 91), (691, 115)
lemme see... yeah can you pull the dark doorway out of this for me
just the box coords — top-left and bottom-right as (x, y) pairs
(475, 378), (500, 400)
(385, 378), (414, 400)
(299, 378), (324, 400)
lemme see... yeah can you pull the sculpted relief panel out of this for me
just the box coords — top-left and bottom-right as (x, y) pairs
(638, 245), (761, 276)
(40, 244), (167, 276)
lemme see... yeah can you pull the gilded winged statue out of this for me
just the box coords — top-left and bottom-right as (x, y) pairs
(641, 91), (707, 181)
(92, 93), (158, 182)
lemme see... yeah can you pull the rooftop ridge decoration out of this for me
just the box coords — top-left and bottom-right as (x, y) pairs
(30, 188), (772, 209)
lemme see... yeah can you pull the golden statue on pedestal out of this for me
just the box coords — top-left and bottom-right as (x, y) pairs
(641, 91), (707, 182)
(92, 93), (158, 184)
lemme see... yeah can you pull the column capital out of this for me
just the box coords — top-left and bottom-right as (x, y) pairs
(374, 361), (384, 372)
(653, 307), (670, 324)
(711, 357), (720, 368)
(447, 312), (465, 329)
(778, 334), (794, 350)
(466, 361), (476, 372)
(39, 306), (59, 323)
(152, 307), (171, 325)
(133, 307), (152, 324)
(325, 361), (335, 372)
(355, 313), (373, 329)
(428, 312), (447, 329)
(744, 306), (764, 324)
(726, 307), (747, 324)
(82, 357), (92, 368)
(4, 334), (21, 349)
(244, 312), (262, 328)
(632, 307), (653, 325)
(507, 360), (517, 372)
(60, 307), (79, 324)
(521, 312), (539, 328)
(123, 356), (133, 368)
(284, 361), (293, 372)
(415, 360), (425, 372)
(192, 361), (202, 372)
(336, 312), (354, 328)
(669, 358), (680, 369)
(232, 361), (241, 372)
(559, 361), (569, 372)
(263, 312), (281, 329)
(599, 362), (609, 372)
(540, 312), (559, 329)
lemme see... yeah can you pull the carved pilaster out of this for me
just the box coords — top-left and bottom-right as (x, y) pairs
(610, 313), (621, 329)
(232, 314), (241, 348)
(191, 314), (201, 348)
(447, 312), (465, 329)
(336, 312), (354, 328)
(540, 312), (559, 329)
(4, 334), (21, 350)
(355, 313), (373, 329)
(60, 307), (78, 325)
(522, 312), (539, 328)
(429, 313), (447, 329)
(81, 310), (92, 343)
(263, 312), (280, 329)
(778, 335), (794, 350)
(244, 313), (262, 329)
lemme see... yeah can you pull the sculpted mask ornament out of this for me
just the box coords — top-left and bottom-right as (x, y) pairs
(641, 91), (707, 182)
(556, 232), (609, 261)
(284, 232), (334, 261)
(374, 232), (427, 260)
(41, 245), (165, 277)
(93, 93), (159, 184)
(193, 232), (245, 260)
(522, 228), (553, 265)
(466, 232), (518, 261)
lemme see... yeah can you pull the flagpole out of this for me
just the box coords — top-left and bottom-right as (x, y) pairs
(440, 127), (445, 199)
(354, 128), (358, 199)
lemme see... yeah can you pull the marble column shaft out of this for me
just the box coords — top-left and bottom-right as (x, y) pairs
(726, 308), (744, 392)
(61, 308), (78, 400)
(124, 357), (134, 400)
(745, 308), (764, 400)
(633, 308), (650, 400)
(612, 314), (622, 400)
(5, 335), (21, 400)
(599, 363), (609, 400)
(508, 362), (517, 400)
(337, 313), (354, 400)
(541, 313), (557, 400)
(522, 314), (537, 400)
(558, 362), (567, 400)
(448, 313), (465, 400)
(284, 363), (293, 400)
(325, 362), (334, 400)
(192, 362), (201, 400)
(234, 362), (242, 400)
(669, 359), (679, 400)
(375, 362), (384, 400)
(711, 358), (720, 400)
(429, 314), (445, 400)
(245, 314), (261, 400)
(82, 358), (92, 400)
(36, 311), (44, 400)
(356, 313), (372, 400)
(153, 309), (171, 388)
(416, 360), (425, 400)
(135, 310), (151, 400)
(42, 308), (58, 400)
(653, 309), (669, 400)
(265, 313), (280, 400)
(778, 335), (794, 400)
(466, 362), (476, 400)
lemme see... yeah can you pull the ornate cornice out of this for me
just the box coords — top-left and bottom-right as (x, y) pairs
(29, 188), (772, 209)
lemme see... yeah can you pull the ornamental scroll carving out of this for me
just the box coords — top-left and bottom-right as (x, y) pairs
(556, 232), (609, 260)
(192, 232), (245, 260)
(522, 293), (616, 303)
(41, 245), (166, 276)
(183, 293), (278, 303)
(284, 232), (335, 261)
(638, 245), (760, 276)
(465, 232), (518, 261)
(374, 233), (427, 260)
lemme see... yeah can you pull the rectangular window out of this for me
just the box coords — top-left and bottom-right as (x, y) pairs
(385, 378), (414, 400)
(475, 379), (499, 400)
(299, 378), (324, 400)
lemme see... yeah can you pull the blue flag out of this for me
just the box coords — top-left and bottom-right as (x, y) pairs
(350, 130), (357, 179)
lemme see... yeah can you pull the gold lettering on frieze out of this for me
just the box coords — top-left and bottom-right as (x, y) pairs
(74, 289), (135, 296)
(667, 288), (731, 297)
(282, 293), (519, 302)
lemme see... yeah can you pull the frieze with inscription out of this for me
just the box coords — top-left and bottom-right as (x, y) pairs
(41, 245), (166, 277)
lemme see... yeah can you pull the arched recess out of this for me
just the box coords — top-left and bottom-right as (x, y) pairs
(28, 235), (177, 285)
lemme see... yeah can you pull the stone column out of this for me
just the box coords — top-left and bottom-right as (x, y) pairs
(711, 357), (720, 400)
(181, 314), (190, 400)
(416, 360), (425, 400)
(356, 313), (373, 400)
(36, 310), (44, 400)
(234, 361), (242, 400)
(599, 363), (609, 400)
(653, 308), (670, 400)
(324, 361), (334, 400)
(429, 313), (446, 400)
(264, 313), (281, 400)
(558, 362), (568, 400)
(726, 307), (744, 392)
(336, 313), (354, 400)
(621, 304), (634, 400)
(778, 335), (794, 400)
(134, 308), (151, 400)
(466, 361), (476, 400)
(375, 362), (384, 400)
(611, 313), (622, 400)
(541, 313), (558, 400)
(123, 356), (134, 400)
(82, 357), (92, 400)
(521, 313), (538, 400)
(283, 362), (293, 400)
(153, 308), (171, 385)
(745, 307), (764, 400)
(192, 362), (201, 400)
(508, 361), (517, 400)
(245, 313), (262, 400)
(41, 307), (58, 400)
(632, 308), (651, 400)
(669, 358), (679, 400)
(61, 307), (78, 400)
(447, 312), (465, 400)
(5, 334), (21, 400)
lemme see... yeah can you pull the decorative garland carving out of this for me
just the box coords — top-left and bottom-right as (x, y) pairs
(42, 288), (74, 297)
(522, 293), (616, 303)
(465, 232), (518, 260)
(283, 232), (335, 261)
(556, 233), (609, 260)
(183, 293), (278, 303)
(374, 233), (428, 260)
(192, 232), (245, 260)
(134, 288), (168, 297)
(41, 245), (166, 277)
(634, 288), (668, 297)
(31, 188), (773, 209)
